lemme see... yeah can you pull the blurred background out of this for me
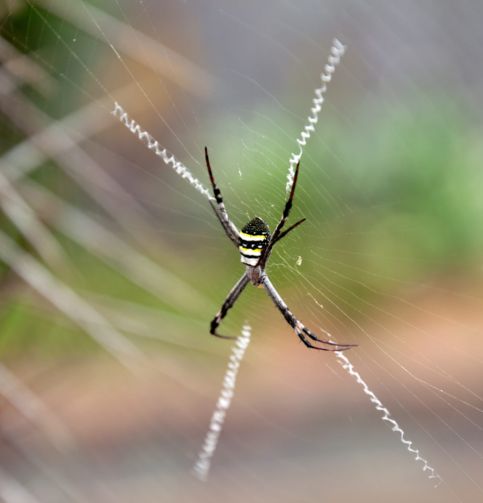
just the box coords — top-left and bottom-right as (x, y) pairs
(0, 0), (482, 501)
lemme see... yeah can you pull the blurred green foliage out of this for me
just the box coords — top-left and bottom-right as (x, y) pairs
(1, 3), (482, 359)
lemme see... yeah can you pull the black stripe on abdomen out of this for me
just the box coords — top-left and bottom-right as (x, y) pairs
(239, 239), (266, 250)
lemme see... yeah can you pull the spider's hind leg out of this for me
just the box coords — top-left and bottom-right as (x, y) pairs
(262, 275), (355, 352)
(297, 324), (356, 352)
(210, 273), (250, 339)
(296, 330), (334, 351)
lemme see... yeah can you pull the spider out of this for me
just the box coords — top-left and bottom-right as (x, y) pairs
(204, 147), (355, 352)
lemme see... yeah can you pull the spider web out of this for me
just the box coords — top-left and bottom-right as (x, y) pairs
(0, 1), (482, 502)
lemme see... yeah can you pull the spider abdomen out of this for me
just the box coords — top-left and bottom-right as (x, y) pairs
(239, 217), (270, 266)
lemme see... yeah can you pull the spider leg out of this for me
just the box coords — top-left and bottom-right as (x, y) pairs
(272, 218), (306, 244)
(259, 218), (306, 267)
(271, 161), (301, 242)
(210, 273), (250, 339)
(259, 162), (301, 268)
(262, 275), (355, 351)
(205, 147), (240, 247)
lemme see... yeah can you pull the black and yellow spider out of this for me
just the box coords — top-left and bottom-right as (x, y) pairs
(204, 147), (355, 351)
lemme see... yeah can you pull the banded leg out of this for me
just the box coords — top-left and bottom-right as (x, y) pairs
(262, 275), (355, 351)
(210, 273), (250, 339)
(205, 147), (240, 247)
(259, 162), (301, 267)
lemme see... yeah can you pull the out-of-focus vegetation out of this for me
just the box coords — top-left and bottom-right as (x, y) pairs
(1, 3), (483, 358)
(1, 3), (483, 501)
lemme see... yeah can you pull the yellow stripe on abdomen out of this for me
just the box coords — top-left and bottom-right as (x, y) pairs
(239, 231), (267, 242)
(239, 246), (262, 256)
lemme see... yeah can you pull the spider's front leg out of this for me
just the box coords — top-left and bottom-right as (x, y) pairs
(258, 161), (302, 269)
(210, 273), (250, 339)
(204, 147), (240, 247)
(262, 275), (355, 351)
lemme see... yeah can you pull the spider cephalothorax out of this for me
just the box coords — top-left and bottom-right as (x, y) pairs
(204, 146), (355, 352)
